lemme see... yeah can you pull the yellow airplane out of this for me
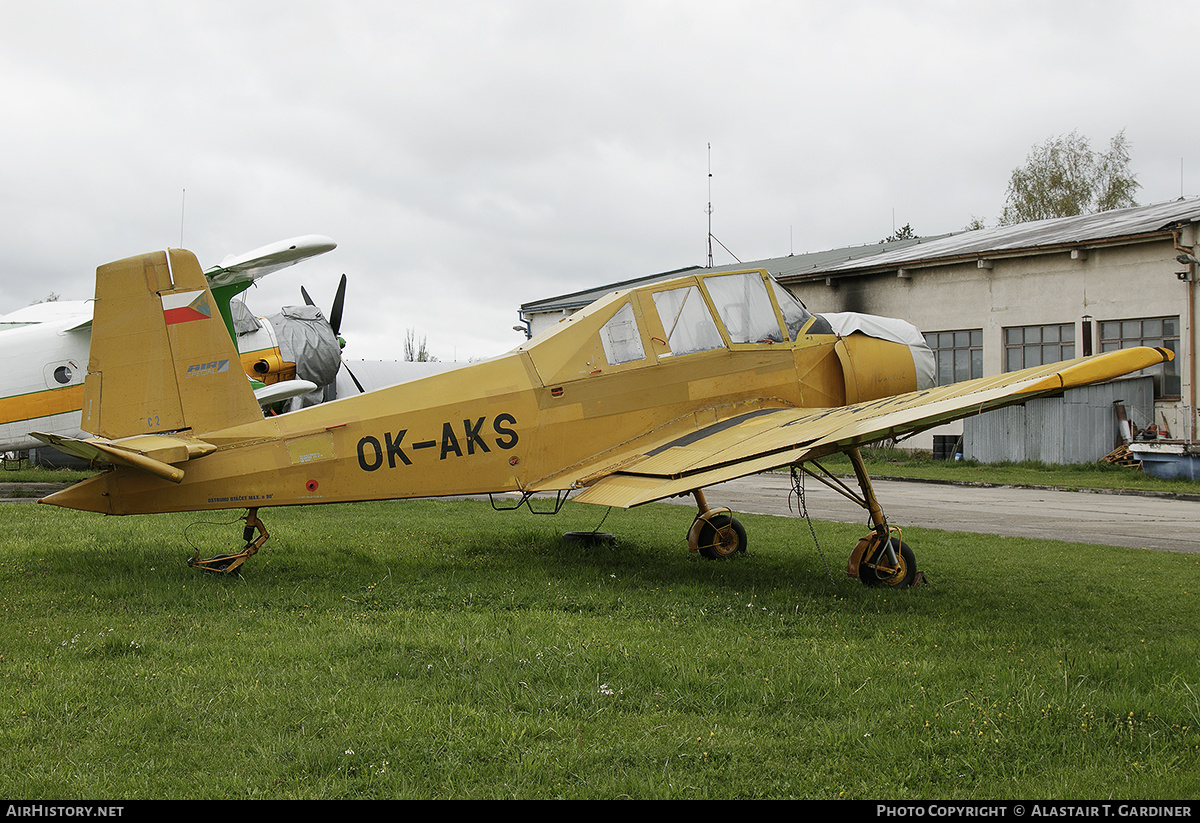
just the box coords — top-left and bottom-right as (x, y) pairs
(36, 247), (1172, 585)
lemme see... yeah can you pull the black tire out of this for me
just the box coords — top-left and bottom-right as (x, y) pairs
(859, 537), (917, 587)
(697, 515), (747, 560)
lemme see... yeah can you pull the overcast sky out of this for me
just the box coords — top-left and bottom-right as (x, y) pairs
(2, 0), (1197, 361)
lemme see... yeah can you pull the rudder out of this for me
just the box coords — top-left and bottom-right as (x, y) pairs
(82, 249), (263, 439)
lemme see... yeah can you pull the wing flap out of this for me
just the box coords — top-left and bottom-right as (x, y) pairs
(572, 449), (806, 507)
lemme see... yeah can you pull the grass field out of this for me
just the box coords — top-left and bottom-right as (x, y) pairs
(1, 487), (1198, 799)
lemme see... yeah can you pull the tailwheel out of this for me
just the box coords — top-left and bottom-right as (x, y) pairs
(853, 533), (917, 588)
(188, 508), (270, 575)
(190, 552), (249, 575)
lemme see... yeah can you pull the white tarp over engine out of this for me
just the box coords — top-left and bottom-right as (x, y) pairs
(819, 312), (937, 390)
(266, 305), (343, 409)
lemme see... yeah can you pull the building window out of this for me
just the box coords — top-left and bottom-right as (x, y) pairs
(1100, 316), (1180, 398)
(1004, 323), (1075, 372)
(924, 329), (982, 385)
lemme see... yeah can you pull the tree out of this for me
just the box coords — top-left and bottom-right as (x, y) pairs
(403, 328), (438, 362)
(879, 223), (917, 243)
(999, 129), (1140, 226)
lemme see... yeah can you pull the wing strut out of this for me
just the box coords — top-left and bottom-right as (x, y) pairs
(794, 459), (869, 510)
(788, 448), (888, 533)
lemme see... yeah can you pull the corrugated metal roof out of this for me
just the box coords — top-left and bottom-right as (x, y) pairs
(520, 237), (938, 313)
(519, 266), (701, 313)
(520, 197), (1200, 313)
(794, 197), (1200, 280)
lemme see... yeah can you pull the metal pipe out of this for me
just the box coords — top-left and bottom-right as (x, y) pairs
(1172, 231), (1197, 441)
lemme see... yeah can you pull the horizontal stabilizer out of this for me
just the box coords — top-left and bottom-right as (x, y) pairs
(31, 431), (216, 484)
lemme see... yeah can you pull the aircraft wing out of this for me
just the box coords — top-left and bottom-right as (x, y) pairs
(0, 301), (93, 331)
(204, 235), (337, 289)
(566, 346), (1172, 508)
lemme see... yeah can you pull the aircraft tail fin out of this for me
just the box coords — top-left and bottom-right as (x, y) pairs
(82, 249), (264, 439)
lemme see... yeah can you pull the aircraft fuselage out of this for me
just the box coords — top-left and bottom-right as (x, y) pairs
(43, 268), (924, 515)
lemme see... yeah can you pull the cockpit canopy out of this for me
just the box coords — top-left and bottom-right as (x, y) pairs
(525, 268), (930, 389)
(612, 270), (830, 362)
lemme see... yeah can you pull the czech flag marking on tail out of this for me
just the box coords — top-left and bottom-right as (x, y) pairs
(162, 290), (212, 325)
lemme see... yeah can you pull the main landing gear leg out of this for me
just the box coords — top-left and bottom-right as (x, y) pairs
(686, 488), (747, 559)
(843, 448), (918, 587)
(188, 507), (270, 574)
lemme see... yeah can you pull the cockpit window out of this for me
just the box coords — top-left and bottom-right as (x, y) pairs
(768, 278), (817, 340)
(704, 272), (786, 343)
(652, 286), (724, 356)
(600, 302), (646, 365)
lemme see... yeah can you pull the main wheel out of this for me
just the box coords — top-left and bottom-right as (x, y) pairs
(859, 537), (917, 588)
(696, 514), (747, 560)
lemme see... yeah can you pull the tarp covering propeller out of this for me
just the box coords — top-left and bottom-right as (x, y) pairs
(265, 305), (342, 408)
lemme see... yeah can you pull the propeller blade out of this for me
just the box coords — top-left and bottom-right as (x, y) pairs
(329, 274), (347, 336)
(342, 359), (365, 394)
(300, 286), (316, 307)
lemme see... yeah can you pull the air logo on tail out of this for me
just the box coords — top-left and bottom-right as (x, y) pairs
(162, 290), (213, 325)
(184, 360), (231, 379)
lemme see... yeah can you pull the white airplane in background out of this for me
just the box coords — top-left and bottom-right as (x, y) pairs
(0, 235), (355, 454)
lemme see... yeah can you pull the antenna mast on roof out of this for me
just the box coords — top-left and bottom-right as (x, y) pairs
(706, 143), (714, 268)
(704, 144), (741, 267)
